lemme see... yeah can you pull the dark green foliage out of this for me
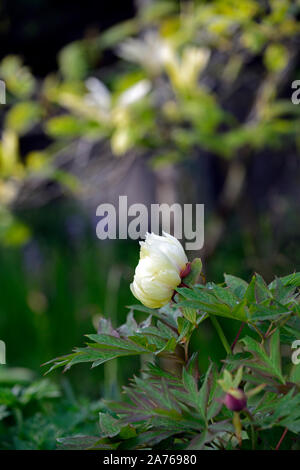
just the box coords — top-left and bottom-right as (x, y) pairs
(45, 271), (300, 450)
(0, 368), (103, 450)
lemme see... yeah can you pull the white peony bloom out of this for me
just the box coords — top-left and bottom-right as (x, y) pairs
(130, 232), (189, 309)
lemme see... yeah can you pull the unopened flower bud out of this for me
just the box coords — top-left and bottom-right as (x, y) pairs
(130, 232), (189, 308)
(224, 388), (247, 412)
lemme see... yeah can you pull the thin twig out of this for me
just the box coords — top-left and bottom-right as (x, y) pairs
(275, 427), (288, 450)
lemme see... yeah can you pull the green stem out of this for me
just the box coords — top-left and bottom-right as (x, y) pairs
(184, 339), (189, 363)
(210, 315), (231, 355)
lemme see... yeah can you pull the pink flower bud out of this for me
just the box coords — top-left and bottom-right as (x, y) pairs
(224, 388), (247, 412)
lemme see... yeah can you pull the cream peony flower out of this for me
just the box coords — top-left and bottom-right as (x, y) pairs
(130, 232), (189, 309)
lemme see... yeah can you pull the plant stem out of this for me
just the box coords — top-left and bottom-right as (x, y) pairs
(266, 314), (293, 339)
(233, 412), (242, 447)
(231, 322), (245, 352)
(250, 322), (265, 342)
(210, 315), (231, 355)
(184, 340), (189, 362)
(275, 427), (288, 450)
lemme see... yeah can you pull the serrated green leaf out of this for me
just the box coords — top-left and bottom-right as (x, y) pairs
(244, 275), (256, 303)
(240, 336), (285, 384)
(269, 272), (300, 289)
(269, 329), (282, 376)
(255, 273), (273, 303)
(99, 413), (121, 438)
(181, 307), (197, 324)
(249, 301), (290, 321)
(57, 435), (116, 450)
(224, 274), (248, 299)
(177, 317), (193, 342)
(209, 283), (240, 308)
(198, 364), (213, 420)
(86, 334), (149, 352)
(156, 320), (178, 339)
(182, 367), (198, 405)
(156, 337), (177, 355)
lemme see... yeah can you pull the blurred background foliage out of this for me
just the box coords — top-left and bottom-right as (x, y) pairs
(1, 0), (300, 448)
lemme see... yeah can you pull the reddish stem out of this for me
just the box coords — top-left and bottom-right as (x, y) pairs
(275, 427), (288, 450)
(179, 281), (189, 288)
(231, 322), (245, 352)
